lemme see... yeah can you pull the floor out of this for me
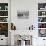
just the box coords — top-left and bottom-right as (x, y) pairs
(0, 45), (8, 46)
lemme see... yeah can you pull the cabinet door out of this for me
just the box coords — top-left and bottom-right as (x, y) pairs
(38, 38), (46, 46)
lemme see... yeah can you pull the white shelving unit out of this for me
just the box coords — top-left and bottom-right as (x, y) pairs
(0, 3), (9, 45)
(0, 3), (8, 36)
(38, 3), (46, 37)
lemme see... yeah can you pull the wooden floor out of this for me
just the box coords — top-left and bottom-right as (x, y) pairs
(0, 45), (8, 46)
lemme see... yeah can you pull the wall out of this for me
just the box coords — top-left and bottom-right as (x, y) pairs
(11, 0), (46, 46)
(11, 0), (38, 30)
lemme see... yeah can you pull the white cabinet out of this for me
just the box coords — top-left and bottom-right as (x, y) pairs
(38, 3), (46, 46)
(38, 37), (46, 46)
(0, 35), (8, 45)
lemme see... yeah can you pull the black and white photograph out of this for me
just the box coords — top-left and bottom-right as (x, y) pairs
(17, 11), (29, 19)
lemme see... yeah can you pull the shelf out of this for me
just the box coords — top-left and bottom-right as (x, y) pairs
(0, 16), (8, 17)
(0, 10), (8, 11)
(38, 10), (46, 11)
(38, 28), (46, 29)
(0, 22), (8, 23)
(38, 15), (46, 17)
(38, 22), (46, 23)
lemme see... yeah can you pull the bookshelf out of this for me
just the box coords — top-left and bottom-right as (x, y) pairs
(38, 3), (46, 37)
(0, 3), (8, 37)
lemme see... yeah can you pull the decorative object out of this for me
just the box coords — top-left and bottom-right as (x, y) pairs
(38, 17), (46, 22)
(40, 8), (44, 10)
(42, 12), (45, 15)
(0, 17), (8, 22)
(38, 3), (46, 10)
(0, 3), (8, 10)
(0, 11), (8, 16)
(17, 10), (29, 19)
(29, 25), (35, 30)
(15, 35), (32, 46)
(5, 6), (8, 10)
(38, 23), (46, 28)
(39, 29), (46, 37)
(19, 35), (32, 45)
(38, 11), (46, 16)
(0, 23), (8, 37)
(11, 23), (16, 30)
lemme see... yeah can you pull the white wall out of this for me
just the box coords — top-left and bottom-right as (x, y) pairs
(11, 0), (46, 46)
(11, 0), (46, 29)
(11, 0), (38, 30)
(11, 0), (38, 45)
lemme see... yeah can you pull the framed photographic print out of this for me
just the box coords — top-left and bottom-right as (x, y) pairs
(17, 10), (29, 19)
